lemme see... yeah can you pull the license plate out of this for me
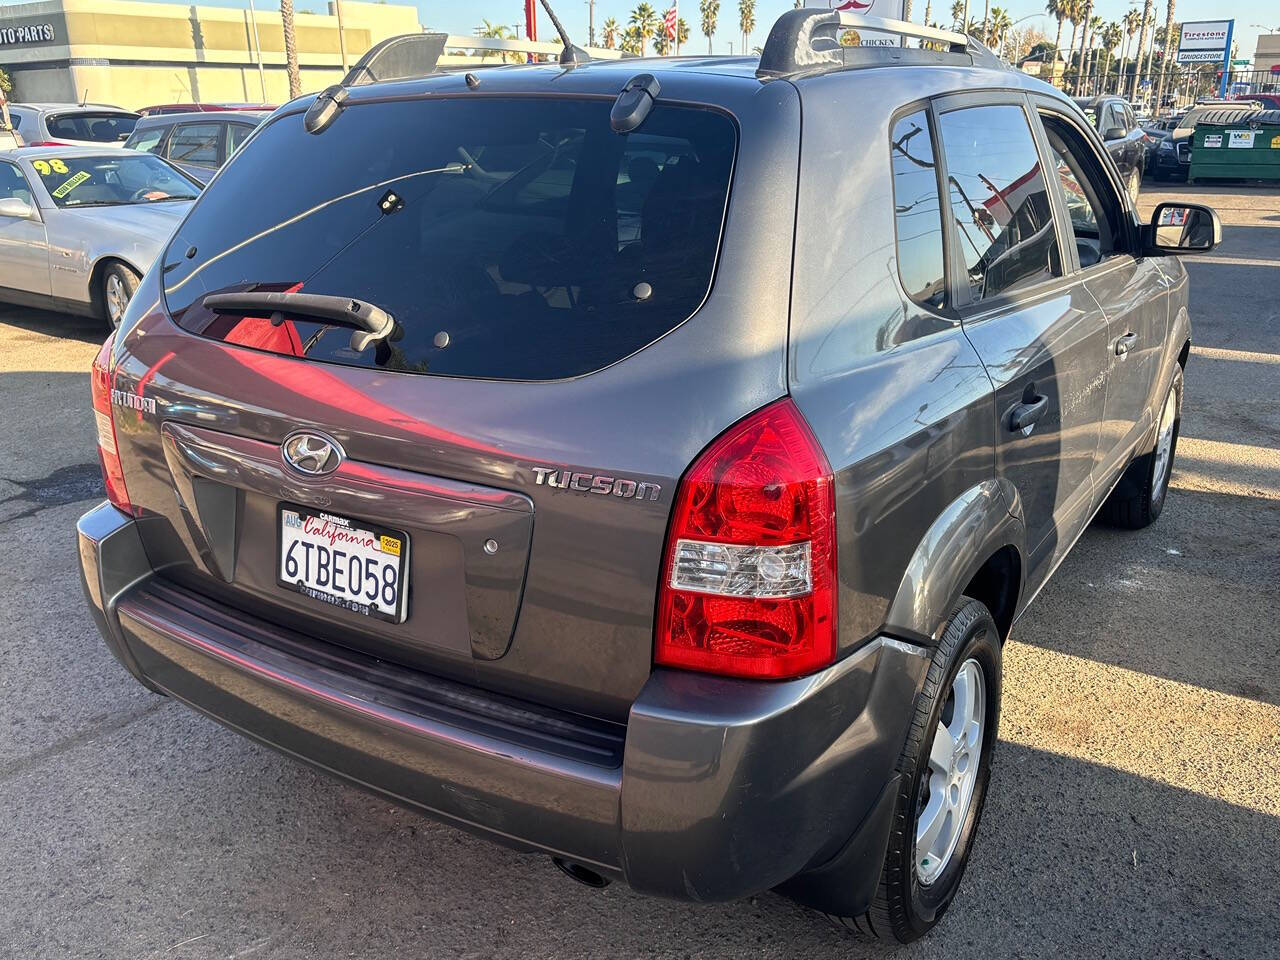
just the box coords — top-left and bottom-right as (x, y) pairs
(277, 504), (409, 623)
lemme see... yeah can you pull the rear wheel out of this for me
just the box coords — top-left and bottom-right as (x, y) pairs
(1127, 165), (1142, 203)
(1101, 365), (1183, 529)
(100, 261), (140, 329)
(827, 598), (1002, 943)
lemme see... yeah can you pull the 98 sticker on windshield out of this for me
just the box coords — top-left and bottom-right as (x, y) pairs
(31, 158), (69, 176)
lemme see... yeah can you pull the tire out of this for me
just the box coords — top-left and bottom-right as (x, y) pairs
(1101, 365), (1183, 529)
(1127, 166), (1142, 203)
(827, 598), (1002, 944)
(100, 261), (140, 329)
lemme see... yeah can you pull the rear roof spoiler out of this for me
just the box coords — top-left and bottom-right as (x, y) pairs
(342, 32), (449, 86)
(756, 9), (1001, 79)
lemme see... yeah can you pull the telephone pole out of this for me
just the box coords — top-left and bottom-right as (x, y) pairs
(586, 0), (596, 46)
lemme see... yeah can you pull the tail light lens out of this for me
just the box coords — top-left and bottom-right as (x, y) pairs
(91, 335), (132, 513)
(656, 398), (837, 679)
(26, 140), (72, 147)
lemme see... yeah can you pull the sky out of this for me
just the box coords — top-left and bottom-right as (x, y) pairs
(7, 0), (1271, 62)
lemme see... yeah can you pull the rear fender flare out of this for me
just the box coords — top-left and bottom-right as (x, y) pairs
(883, 479), (1025, 644)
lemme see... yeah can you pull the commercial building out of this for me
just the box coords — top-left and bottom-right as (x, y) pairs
(0, 0), (420, 110)
(1254, 33), (1280, 77)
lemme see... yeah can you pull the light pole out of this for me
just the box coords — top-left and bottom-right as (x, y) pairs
(246, 0), (267, 101)
(1003, 13), (1044, 63)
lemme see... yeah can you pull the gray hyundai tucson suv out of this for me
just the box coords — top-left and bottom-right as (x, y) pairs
(77, 9), (1220, 943)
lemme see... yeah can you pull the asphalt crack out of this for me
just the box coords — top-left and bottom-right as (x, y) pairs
(0, 699), (168, 785)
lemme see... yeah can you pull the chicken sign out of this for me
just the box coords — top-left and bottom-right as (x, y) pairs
(802, 0), (907, 46)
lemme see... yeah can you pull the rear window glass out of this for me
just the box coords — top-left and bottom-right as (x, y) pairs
(46, 111), (137, 142)
(889, 110), (946, 309)
(163, 96), (737, 381)
(168, 123), (221, 165)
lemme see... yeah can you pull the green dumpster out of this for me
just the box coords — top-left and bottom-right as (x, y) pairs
(1189, 109), (1280, 183)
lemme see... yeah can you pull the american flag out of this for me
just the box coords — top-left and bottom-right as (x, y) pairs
(663, 6), (678, 42)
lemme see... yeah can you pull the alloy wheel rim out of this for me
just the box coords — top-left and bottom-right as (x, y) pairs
(1152, 384), (1178, 492)
(916, 658), (985, 886)
(106, 274), (127, 326)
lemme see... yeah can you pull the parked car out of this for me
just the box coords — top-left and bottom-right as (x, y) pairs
(124, 111), (268, 183)
(137, 102), (276, 116)
(77, 9), (1218, 944)
(1073, 95), (1148, 199)
(6, 103), (139, 147)
(0, 147), (199, 324)
(1150, 102), (1263, 181)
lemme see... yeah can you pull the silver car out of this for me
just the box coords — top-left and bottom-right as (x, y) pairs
(0, 146), (200, 326)
(7, 103), (139, 148)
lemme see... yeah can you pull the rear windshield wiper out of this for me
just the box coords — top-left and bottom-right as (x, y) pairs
(203, 291), (398, 352)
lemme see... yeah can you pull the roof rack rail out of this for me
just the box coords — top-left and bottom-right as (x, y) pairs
(756, 9), (1001, 79)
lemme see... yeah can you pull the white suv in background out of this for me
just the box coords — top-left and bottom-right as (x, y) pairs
(7, 103), (139, 148)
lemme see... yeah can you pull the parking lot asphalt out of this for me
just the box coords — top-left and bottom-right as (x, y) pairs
(1, 183), (1277, 960)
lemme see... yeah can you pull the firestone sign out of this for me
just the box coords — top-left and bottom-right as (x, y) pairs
(0, 22), (55, 46)
(1176, 20), (1233, 65)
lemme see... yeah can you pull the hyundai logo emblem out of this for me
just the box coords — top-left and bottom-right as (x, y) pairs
(282, 431), (344, 476)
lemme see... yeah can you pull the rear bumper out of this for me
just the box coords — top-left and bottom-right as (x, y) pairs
(78, 501), (928, 905)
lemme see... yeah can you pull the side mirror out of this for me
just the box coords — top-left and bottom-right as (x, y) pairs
(0, 196), (34, 219)
(1144, 202), (1222, 256)
(1102, 126), (1126, 141)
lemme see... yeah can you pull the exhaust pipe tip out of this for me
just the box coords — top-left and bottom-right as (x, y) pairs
(552, 857), (610, 889)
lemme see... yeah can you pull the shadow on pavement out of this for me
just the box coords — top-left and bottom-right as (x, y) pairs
(0, 304), (107, 346)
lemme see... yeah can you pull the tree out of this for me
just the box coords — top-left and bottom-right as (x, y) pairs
(1062, 0), (1081, 89)
(951, 0), (965, 30)
(981, 0), (990, 48)
(738, 0), (755, 57)
(1045, 0), (1067, 72)
(621, 24), (644, 55)
(1130, 0), (1153, 101)
(654, 16), (690, 54)
(280, 0), (301, 99)
(1074, 2), (1095, 95)
(1100, 21), (1122, 94)
(602, 16), (619, 49)
(478, 19), (522, 64)
(1155, 4), (1177, 111)
(700, 0), (719, 54)
(1118, 8), (1138, 90)
(989, 7), (1012, 57)
(630, 3), (660, 56)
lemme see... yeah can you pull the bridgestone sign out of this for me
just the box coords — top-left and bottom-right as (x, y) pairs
(1176, 21), (1231, 65)
(0, 22), (55, 45)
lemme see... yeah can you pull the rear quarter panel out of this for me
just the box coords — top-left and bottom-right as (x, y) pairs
(787, 67), (1008, 649)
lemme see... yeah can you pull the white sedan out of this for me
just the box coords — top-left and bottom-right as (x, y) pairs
(0, 146), (200, 327)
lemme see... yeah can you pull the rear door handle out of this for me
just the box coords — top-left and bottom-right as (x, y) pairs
(1115, 332), (1138, 356)
(1008, 395), (1048, 432)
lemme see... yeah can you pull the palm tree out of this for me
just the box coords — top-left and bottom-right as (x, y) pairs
(989, 7), (1012, 57)
(602, 16), (620, 50)
(478, 19), (521, 64)
(1074, 2), (1094, 95)
(621, 24), (645, 55)
(981, 0), (990, 47)
(654, 16), (691, 54)
(1118, 9), (1139, 92)
(951, 0), (965, 30)
(1046, 0), (1068, 78)
(738, 0), (756, 58)
(1101, 21), (1122, 94)
(1130, 0), (1153, 102)
(631, 3), (660, 56)
(1154, 2), (1177, 112)
(1062, 0), (1081, 91)
(700, 0), (719, 54)
(280, 0), (301, 99)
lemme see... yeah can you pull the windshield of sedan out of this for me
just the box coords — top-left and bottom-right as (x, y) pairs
(28, 154), (200, 208)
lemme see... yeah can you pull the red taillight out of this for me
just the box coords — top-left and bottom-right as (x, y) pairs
(26, 140), (72, 147)
(655, 398), (837, 679)
(91, 335), (132, 513)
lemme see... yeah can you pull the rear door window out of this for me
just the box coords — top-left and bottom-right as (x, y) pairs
(46, 111), (137, 142)
(167, 123), (222, 167)
(889, 110), (946, 309)
(937, 103), (1061, 304)
(163, 97), (737, 380)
